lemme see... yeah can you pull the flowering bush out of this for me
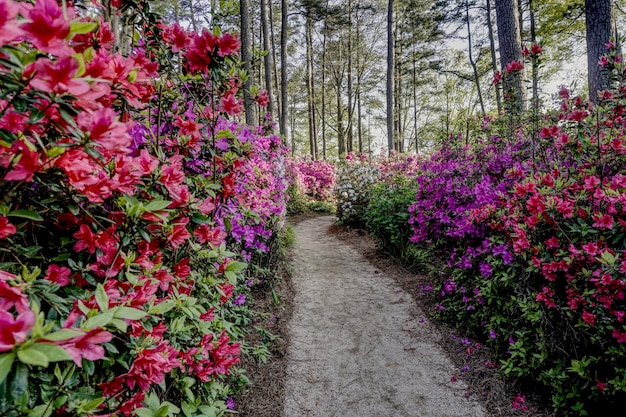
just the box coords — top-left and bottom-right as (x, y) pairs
(0, 1), (287, 416)
(335, 156), (379, 225)
(284, 157), (336, 215)
(338, 44), (626, 416)
(287, 158), (336, 202)
(360, 45), (626, 416)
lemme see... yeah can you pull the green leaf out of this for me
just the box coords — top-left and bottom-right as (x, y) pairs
(17, 345), (49, 367)
(113, 306), (147, 321)
(42, 329), (82, 341)
(28, 343), (72, 362)
(82, 397), (105, 412)
(95, 284), (109, 312)
(109, 318), (128, 333)
(8, 209), (43, 221)
(134, 409), (154, 417)
(144, 199), (172, 212)
(69, 21), (98, 35)
(225, 261), (247, 274)
(28, 404), (53, 417)
(181, 402), (196, 417)
(149, 300), (175, 315)
(154, 405), (170, 417)
(82, 310), (114, 330)
(0, 352), (15, 384)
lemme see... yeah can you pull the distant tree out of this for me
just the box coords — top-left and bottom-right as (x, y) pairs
(386, 0), (394, 156)
(495, 0), (525, 112)
(240, 0), (255, 125)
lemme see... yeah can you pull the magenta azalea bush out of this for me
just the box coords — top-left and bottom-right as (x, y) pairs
(0, 1), (287, 416)
(359, 47), (626, 416)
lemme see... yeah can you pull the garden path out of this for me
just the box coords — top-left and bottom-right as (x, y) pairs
(282, 216), (487, 417)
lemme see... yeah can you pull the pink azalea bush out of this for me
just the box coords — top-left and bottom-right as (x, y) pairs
(0, 1), (287, 416)
(287, 158), (335, 202)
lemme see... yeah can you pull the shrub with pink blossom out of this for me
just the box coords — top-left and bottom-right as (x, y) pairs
(0, 1), (287, 416)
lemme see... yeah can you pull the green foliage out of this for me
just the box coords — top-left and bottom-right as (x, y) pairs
(364, 175), (422, 267)
(307, 201), (336, 214)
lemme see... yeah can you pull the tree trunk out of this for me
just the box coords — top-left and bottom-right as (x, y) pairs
(495, 0), (525, 113)
(347, 0), (354, 154)
(280, 0), (288, 139)
(269, 1), (280, 119)
(260, 0), (274, 118)
(529, 0), (538, 109)
(321, 22), (327, 159)
(467, 0), (485, 118)
(386, 0), (394, 156)
(188, 0), (199, 32)
(240, 0), (255, 125)
(585, 0), (615, 103)
(486, 0), (502, 114)
(337, 77), (345, 157)
(305, 15), (317, 159)
(413, 55), (419, 154)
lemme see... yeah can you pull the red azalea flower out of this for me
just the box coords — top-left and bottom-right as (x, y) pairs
(193, 224), (227, 247)
(165, 23), (189, 53)
(21, 0), (73, 56)
(4, 141), (43, 182)
(0, 310), (35, 352)
(167, 218), (191, 249)
(592, 213), (614, 229)
(173, 258), (191, 278)
(219, 93), (243, 116)
(582, 310), (596, 326)
(44, 264), (71, 287)
(0, 280), (29, 313)
(217, 33), (240, 57)
(0, 216), (16, 239)
(256, 90), (270, 108)
(0, 0), (23, 47)
(53, 328), (112, 367)
(218, 283), (234, 304)
(78, 108), (131, 157)
(505, 60), (524, 73)
(185, 29), (217, 73)
(73, 223), (98, 254)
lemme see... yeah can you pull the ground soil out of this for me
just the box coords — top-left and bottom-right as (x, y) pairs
(236, 214), (554, 417)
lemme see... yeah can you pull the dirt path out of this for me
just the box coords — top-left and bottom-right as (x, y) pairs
(282, 216), (487, 417)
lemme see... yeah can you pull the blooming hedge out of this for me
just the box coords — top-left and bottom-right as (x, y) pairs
(354, 47), (626, 416)
(0, 1), (287, 416)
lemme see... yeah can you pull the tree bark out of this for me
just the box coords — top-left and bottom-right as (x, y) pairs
(529, 0), (538, 109)
(240, 0), (256, 125)
(466, 0), (485, 118)
(260, 0), (274, 117)
(585, 0), (615, 103)
(305, 15), (318, 159)
(269, 1), (280, 119)
(386, 0), (394, 156)
(321, 21), (327, 159)
(486, 0), (502, 113)
(280, 0), (288, 139)
(347, 0), (354, 154)
(495, 0), (525, 113)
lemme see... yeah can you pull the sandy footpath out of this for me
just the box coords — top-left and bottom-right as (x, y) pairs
(282, 216), (487, 417)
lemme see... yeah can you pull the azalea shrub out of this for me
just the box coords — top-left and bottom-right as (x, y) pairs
(285, 157), (336, 215)
(364, 175), (421, 265)
(405, 89), (626, 416)
(335, 154), (379, 225)
(0, 1), (287, 417)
